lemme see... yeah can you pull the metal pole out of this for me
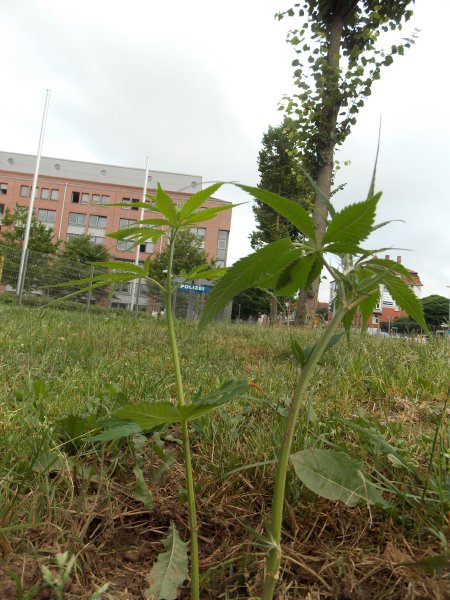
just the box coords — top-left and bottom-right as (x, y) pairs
(17, 89), (51, 303)
(86, 265), (94, 313)
(130, 156), (150, 311)
(17, 248), (29, 304)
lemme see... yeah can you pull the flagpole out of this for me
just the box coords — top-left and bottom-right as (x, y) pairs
(17, 89), (51, 303)
(130, 156), (150, 311)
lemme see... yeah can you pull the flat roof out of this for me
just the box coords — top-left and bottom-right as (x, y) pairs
(0, 150), (203, 193)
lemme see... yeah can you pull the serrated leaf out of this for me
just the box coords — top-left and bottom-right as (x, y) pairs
(275, 254), (317, 295)
(87, 261), (145, 274)
(200, 238), (293, 327)
(181, 204), (235, 226)
(154, 184), (178, 223)
(145, 523), (189, 600)
(290, 449), (386, 507)
(238, 184), (316, 240)
(383, 274), (428, 331)
(323, 193), (380, 248)
(358, 290), (381, 329)
(255, 246), (303, 289)
(133, 464), (154, 511)
(178, 183), (223, 221)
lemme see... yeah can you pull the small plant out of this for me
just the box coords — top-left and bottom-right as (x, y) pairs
(50, 184), (248, 600)
(199, 173), (427, 598)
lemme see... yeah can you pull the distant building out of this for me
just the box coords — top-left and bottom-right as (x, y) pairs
(0, 151), (232, 310)
(329, 255), (423, 329)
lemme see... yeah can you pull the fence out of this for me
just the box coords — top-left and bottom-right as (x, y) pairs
(0, 242), (231, 321)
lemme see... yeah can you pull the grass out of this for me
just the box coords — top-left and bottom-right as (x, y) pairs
(0, 303), (449, 599)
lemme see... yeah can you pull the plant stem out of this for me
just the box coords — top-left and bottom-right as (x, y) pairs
(263, 304), (347, 600)
(165, 233), (200, 600)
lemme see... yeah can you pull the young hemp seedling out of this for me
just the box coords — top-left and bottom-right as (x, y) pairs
(50, 183), (249, 600)
(199, 179), (428, 600)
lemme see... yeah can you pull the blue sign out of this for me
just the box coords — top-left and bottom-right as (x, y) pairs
(179, 283), (211, 294)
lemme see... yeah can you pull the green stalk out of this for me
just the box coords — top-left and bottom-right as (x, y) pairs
(263, 303), (347, 600)
(165, 232), (200, 600)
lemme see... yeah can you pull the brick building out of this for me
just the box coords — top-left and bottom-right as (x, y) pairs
(0, 151), (231, 266)
(329, 255), (423, 329)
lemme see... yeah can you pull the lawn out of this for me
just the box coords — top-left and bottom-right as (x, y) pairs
(0, 304), (449, 599)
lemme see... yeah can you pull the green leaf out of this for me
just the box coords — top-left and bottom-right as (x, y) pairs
(178, 183), (223, 221)
(291, 339), (306, 367)
(86, 261), (145, 274)
(403, 553), (450, 576)
(114, 402), (180, 431)
(304, 332), (344, 364)
(180, 380), (250, 421)
(255, 247), (303, 289)
(200, 238), (293, 327)
(275, 253), (317, 295)
(154, 184), (178, 224)
(358, 290), (381, 329)
(238, 184), (316, 240)
(108, 227), (165, 242)
(87, 419), (143, 442)
(323, 193), (380, 248)
(290, 449), (386, 507)
(133, 464), (154, 511)
(145, 522), (189, 600)
(383, 274), (428, 331)
(181, 204), (235, 226)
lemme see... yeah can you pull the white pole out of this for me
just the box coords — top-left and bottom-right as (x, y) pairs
(17, 89), (51, 301)
(130, 156), (150, 311)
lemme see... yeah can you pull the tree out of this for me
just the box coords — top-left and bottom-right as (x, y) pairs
(0, 205), (58, 292)
(0, 205), (57, 254)
(278, 1), (416, 322)
(49, 236), (109, 302)
(61, 235), (109, 264)
(251, 118), (312, 323)
(251, 118), (312, 249)
(231, 287), (272, 321)
(421, 295), (448, 330)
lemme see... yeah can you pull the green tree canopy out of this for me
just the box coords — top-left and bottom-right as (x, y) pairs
(278, 0), (416, 322)
(251, 118), (312, 249)
(420, 295), (448, 330)
(0, 205), (58, 254)
(231, 287), (272, 320)
(61, 235), (109, 263)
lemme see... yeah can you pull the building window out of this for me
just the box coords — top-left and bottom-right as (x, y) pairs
(81, 193), (90, 204)
(91, 194), (100, 204)
(68, 212), (86, 226)
(117, 218), (136, 251)
(216, 230), (229, 261)
(0, 203), (4, 216)
(0, 183), (7, 195)
(51, 189), (59, 201)
(89, 215), (107, 228)
(66, 233), (83, 241)
(41, 188), (49, 200)
(122, 197), (131, 210)
(20, 185), (29, 197)
(140, 241), (154, 253)
(71, 191), (80, 203)
(90, 235), (104, 245)
(373, 316), (379, 325)
(190, 227), (206, 248)
(102, 195), (110, 205)
(38, 209), (56, 223)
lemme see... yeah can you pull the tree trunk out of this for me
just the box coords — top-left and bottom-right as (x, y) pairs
(300, 10), (344, 325)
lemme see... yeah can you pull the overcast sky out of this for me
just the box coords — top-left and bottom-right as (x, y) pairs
(2, 0), (449, 301)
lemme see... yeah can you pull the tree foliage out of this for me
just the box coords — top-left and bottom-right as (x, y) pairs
(251, 118), (312, 249)
(231, 287), (272, 320)
(61, 235), (109, 264)
(0, 205), (58, 254)
(420, 295), (448, 330)
(277, 0), (416, 322)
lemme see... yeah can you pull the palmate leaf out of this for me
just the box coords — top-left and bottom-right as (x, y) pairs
(200, 238), (293, 327)
(255, 246), (303, 289)
(87, 420), (143, 442)
(154, 184), (178, 224)
(178, 182), (223, 221)
(382, 273), (428, 331)
(181, 203), (237, 226)
(366, 257), (415, 283)
(238, 184), (316, 240)
(323, 192), (381, 248)
(145, 522), (189, 600)
(290, 449), (386, 507)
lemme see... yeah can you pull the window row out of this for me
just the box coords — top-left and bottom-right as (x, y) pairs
(21, 185), (59, 200)
(68, 212), (107, 228)
(71, 191), (110, 205)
